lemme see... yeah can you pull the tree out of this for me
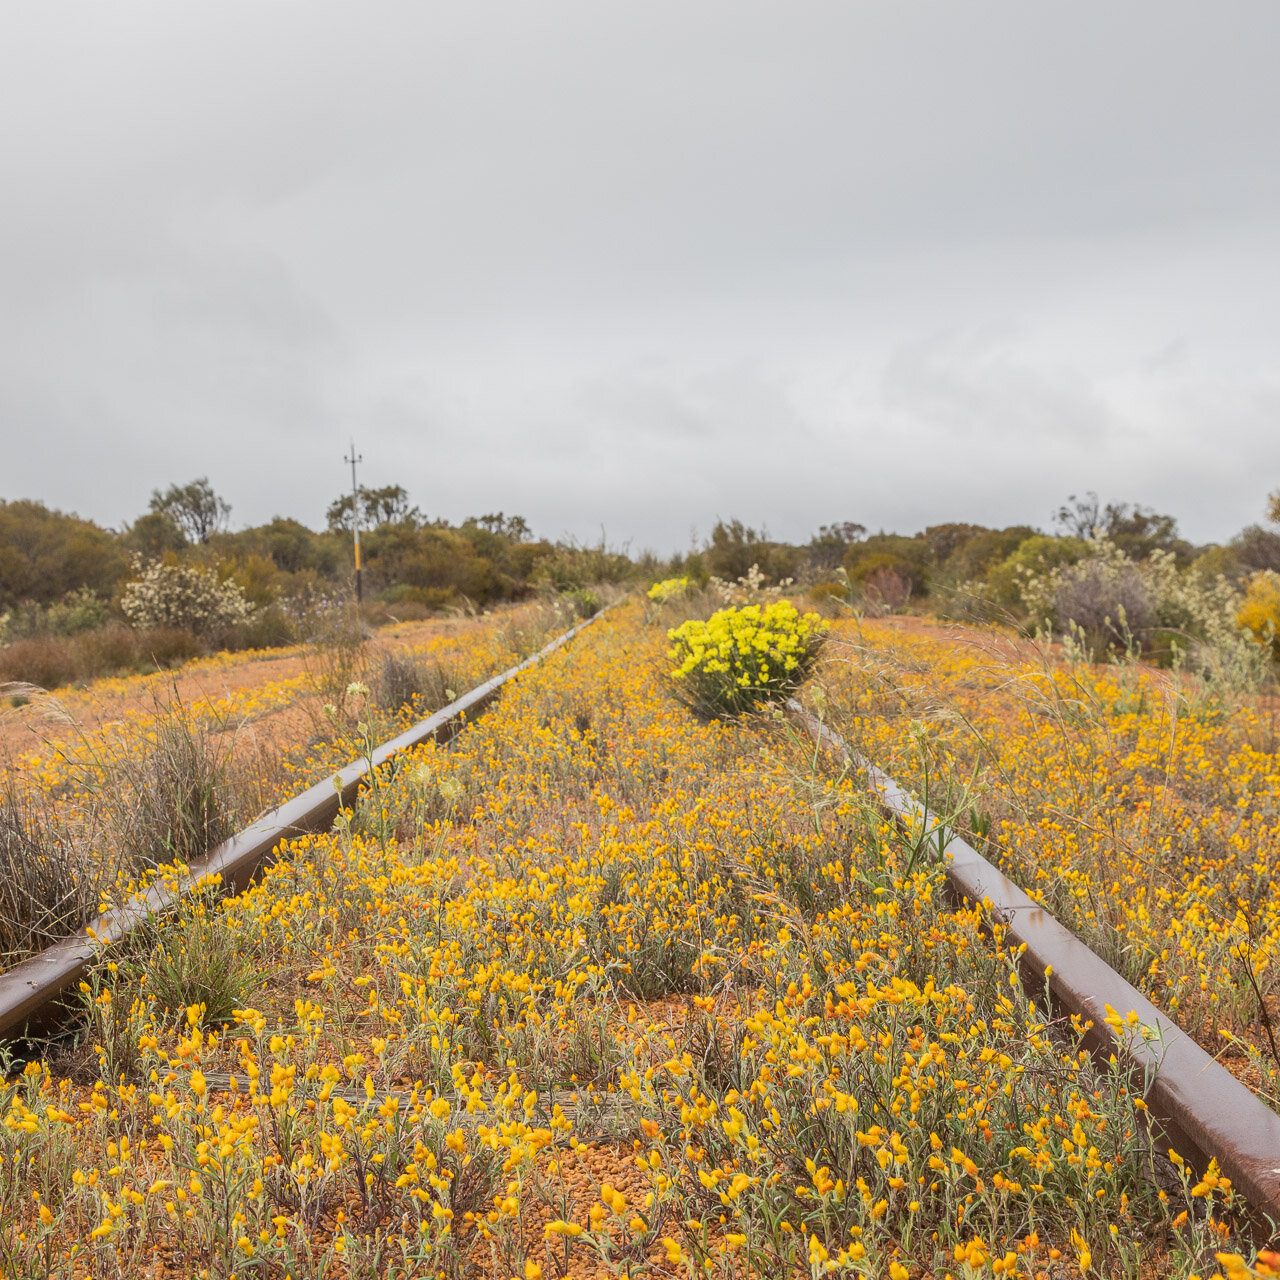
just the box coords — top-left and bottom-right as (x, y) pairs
(362, 485), (421, 527)
(326, 485), (420, 533)
(465, 513), (532, 542)
(922, 523), (989, 566)
(0, 500), (128, 609)
(125, 511), (186, 559)
(843, 533), (930, 597)
(1053, 492), (1182, 559)
(1104, 506), (1181, 559)
(1053, 492), (1105, 540)
(149, 478), (231, 544)
(806, 522), (867, 575)
(707, 518), (771, 582)
(942, 526), (1037, 582)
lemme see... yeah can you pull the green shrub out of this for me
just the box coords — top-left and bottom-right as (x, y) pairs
(139, 895), (254, 1025)
(0, 587), (109, 643)
(0, 499), (128, 609)
(984, 534), (1087, 609)
(565, 586), (601, 618)
(843, 536), (929, 597)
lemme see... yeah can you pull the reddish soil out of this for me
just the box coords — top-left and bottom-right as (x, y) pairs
(0, 616), (477, 766)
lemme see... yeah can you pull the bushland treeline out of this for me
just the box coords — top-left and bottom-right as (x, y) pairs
(3, 480), (1279, 686)
(0, 479), (631, 686)
(0, 482), (613, 618)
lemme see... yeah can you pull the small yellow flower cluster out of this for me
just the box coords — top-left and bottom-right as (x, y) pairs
(646, 576), (691, 603)
(667, 600), (828, 716)
(1237, 570), (1280, 656)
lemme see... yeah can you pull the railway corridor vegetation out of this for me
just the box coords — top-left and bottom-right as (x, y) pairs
(810, 613), (1280, 1117)
(0, 483), (623, 691)
(7, 482), (1280, 694)
(0, 598), (583, 969)
(3, 604), (1277, 1278)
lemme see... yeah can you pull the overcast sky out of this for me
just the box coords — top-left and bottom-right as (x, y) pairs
(2, 2), (1278, 551)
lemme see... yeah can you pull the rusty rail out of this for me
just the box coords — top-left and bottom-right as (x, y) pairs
(788, 700), (1280, 1228)
(0, 606), (613, 1043)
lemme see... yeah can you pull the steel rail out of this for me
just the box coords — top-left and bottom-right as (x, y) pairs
(0, 605), (614, 1044)
(788, 700), (1280, 1228)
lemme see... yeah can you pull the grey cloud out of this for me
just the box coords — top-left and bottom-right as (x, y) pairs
(2, 1), (1279, 548)
(881, 331), (1116, 445)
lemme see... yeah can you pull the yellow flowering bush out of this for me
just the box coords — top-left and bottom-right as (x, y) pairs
(1236, 570), (1280, 656)
(667, 600), (827, 716)
(646, 576), (690, 603)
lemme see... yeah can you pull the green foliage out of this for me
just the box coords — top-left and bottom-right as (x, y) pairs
(0, 500), (128, 610)
(938, 525), (1036, 582)
(1053, 491), (1189, 561)
(804, 522), (866, 576)
(985, 534), (1087, 608)
(1013, 537), (1265, 683)
(534, 538), (636, 592)
(463, 512), (532, 542)
(4, 479), (1276, 680)
(234, 516), (341, 575)
(137, 895), (255, 1025)
(707, 518), (799, 584)
(366, 524), (510, 606)
(920, 522), (989, 565)
(326, 483), (421, 533)
(843, 533), (929, 596)
(124, 510), (187, 559)
(1231, 523), (1280, 574)
(0, 587), (108, 643)
(564, 586), (601, 619)
(1191, 544), (1247, 585)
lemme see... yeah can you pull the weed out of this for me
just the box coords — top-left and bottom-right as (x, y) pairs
(373, 647), (461, 714)
(104, 706), (232, 871)
(0, 780), (100, 962)
(135, 894), (254, 1025)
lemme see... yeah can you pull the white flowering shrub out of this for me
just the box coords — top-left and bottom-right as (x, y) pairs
(1015, 536), (1266, 684)
(708, 563), (796, 607)
(121, 560), (254, 637)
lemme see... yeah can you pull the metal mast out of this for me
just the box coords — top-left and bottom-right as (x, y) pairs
(344, 440), (363, 604)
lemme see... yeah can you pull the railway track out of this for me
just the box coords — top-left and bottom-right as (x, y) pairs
(0, 606), (613, 1045)
(788, 698), (1280, 1232)
(2, 606), (1278, 1234)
